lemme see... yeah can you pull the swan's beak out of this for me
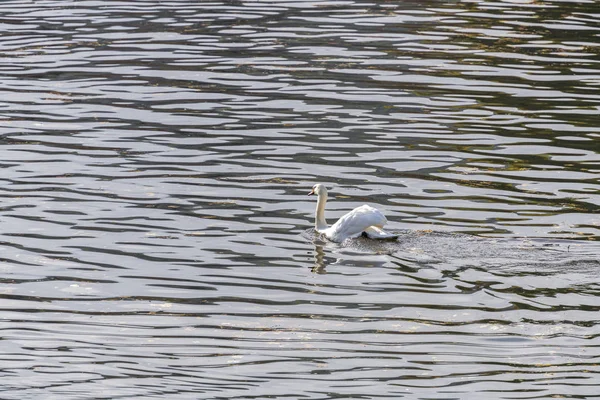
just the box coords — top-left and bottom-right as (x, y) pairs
(308, 189), (315, 196)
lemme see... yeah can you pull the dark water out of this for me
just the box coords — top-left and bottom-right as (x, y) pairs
(0, 0), (599, 398)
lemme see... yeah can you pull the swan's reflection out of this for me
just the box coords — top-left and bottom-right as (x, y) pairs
(304, 228), (404, 273)
(311, 244), (327, 273)
(309, 240), (393, 274)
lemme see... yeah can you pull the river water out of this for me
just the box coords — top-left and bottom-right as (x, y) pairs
(0, 0), (599, 398)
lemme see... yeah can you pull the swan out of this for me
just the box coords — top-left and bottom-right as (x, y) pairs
(308, 184), (398, 243)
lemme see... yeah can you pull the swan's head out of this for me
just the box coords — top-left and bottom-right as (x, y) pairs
(308, 184), (328, 197)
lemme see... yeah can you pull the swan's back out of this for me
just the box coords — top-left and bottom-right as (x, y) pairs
(325, 205), (387, 242)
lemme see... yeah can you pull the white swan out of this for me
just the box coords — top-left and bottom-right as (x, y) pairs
(308, 184), (398, 243)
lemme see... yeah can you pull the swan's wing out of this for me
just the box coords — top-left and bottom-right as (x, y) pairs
(364, 226), (399, 240)
(326, 205), (388, 242)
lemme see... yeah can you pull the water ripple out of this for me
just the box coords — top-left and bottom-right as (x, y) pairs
(0, 0), (598, 398)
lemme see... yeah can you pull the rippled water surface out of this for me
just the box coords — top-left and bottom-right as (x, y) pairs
(1, 0), (599, 398)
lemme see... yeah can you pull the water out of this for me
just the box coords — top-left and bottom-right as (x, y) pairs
(0, 0), (599, 398)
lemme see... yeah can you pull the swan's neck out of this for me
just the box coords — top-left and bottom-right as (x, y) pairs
(315, 194), (329, 232)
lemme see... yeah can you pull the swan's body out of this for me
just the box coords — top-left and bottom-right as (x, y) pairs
(308, 184), (398, 243)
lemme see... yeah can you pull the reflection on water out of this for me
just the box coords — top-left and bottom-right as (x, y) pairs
(311, 243), (327, 273)
(0, 0), (599, 398)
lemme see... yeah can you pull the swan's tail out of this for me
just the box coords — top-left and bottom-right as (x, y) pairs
(364, 226), (399, 240)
